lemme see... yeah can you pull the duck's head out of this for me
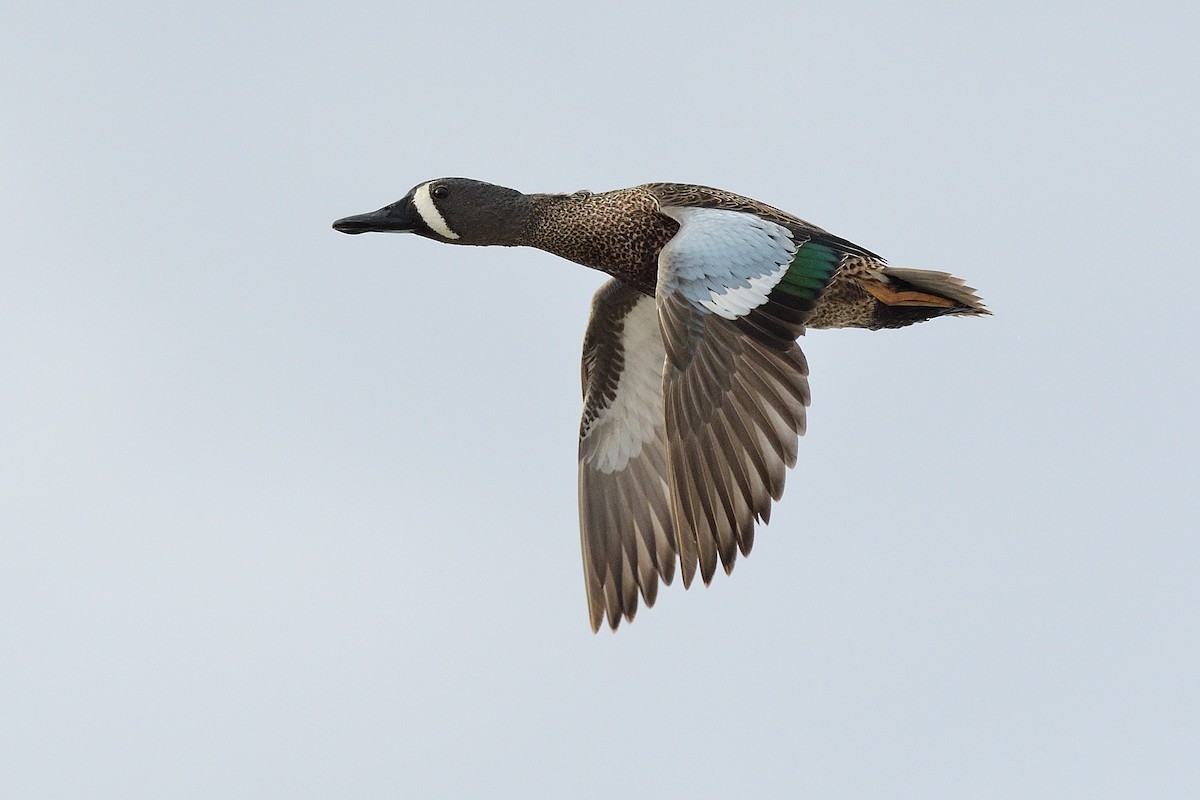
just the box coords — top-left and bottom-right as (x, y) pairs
(332, 178), (528, 246)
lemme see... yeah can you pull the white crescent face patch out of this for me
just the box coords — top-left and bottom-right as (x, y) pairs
(412, 183), (460, 240)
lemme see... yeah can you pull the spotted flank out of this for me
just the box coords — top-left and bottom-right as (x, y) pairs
(332, 176), (989, 632)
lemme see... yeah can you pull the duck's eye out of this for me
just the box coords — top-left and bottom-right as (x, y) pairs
(431, 185), (449, 199)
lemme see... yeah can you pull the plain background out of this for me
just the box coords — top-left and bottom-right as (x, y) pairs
(3, 2), (1197, 797)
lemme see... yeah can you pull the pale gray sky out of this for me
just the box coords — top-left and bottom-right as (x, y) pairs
(3, 2), (1198, 797)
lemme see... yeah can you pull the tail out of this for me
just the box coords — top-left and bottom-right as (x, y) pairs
(861, 267), (990, 329)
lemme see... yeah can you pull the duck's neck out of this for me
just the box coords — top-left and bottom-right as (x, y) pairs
(520, 192), (589, 246)
(519, 190), (672, 295)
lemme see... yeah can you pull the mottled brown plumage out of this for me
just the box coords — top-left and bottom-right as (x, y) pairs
(333, 177), (988, 632)
(500, 183), (986, 329)
(520, 188), (673, 295)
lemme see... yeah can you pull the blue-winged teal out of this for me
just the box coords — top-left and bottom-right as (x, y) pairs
(334, 178), (987, 631)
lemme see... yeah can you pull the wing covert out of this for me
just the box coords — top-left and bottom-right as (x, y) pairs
(655, 206), (818, 586)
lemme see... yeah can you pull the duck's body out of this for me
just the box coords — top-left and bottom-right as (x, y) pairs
(334, 178), (987, 631)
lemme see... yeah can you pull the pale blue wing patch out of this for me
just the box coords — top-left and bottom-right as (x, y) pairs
(658, 207), (797, 320)
(653, 207), (811, 588)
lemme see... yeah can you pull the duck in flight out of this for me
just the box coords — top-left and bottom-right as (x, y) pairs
(333, 178), (987, 631)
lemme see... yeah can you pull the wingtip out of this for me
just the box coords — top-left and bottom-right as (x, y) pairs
(679, 557), (698, 589)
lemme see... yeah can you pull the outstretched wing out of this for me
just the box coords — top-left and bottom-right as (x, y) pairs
(655, 206), (839, 587)
(578, 280), (676, 632)
(578, 204), (843, 630)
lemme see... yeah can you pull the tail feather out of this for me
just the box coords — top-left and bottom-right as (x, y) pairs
(881, 268), (989, 315)
(808, 259), (989, 330)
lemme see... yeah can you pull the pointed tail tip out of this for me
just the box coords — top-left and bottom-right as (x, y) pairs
(881, 267), (991, 317)
(950, 283), (991, 317)
(947, 286), (991, 318)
